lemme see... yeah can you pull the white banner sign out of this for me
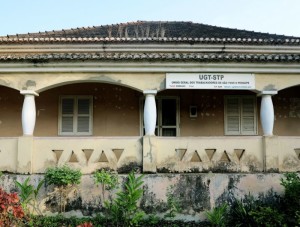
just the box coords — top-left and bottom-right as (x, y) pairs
(166, 73), (255, 90)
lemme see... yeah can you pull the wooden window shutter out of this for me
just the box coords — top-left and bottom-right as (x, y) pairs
(225, 96), (257, 135)
(61, 98), (74, 133)
(241, 97), (256, 135)
(225, 97), (240, 135)
(77, 98), (91, 133)
(59, 96), (92, 135)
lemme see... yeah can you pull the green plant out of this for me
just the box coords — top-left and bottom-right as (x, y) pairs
(45, 165), (82, 213)
(105, 171), (145, 226)
(250, 206), (284, 227)
(205, 203), (228, 227)
(15, 177), (44, 214)
(28, 214), (94, 227)
(0, 187), (27, 226)
(227, 196), (257, 227)
(280, 172), (300, 224)
(164, 186), (181, 219)
(93, 169), (118, 205)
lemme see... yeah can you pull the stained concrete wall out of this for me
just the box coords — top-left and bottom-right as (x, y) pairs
(0, 173), (286, 221)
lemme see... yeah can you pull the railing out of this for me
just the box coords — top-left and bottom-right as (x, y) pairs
(33, 137), (143, 173)
(143, 136), (264, 173)
(264, 136), (300, 172)
(0, 136), (299, 173)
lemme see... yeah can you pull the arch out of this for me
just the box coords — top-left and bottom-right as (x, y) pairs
(0, 82), (19, 92)
(35, 82), (143, 137)
(273, 85), (300, 136)
(278, 83), (300, 92)
(37, 79), (142, 93)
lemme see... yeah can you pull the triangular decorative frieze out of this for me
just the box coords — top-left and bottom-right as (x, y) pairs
(235, 149), (245, 161)
(176, 149), (187, 161)
(191, 150), (202, 162)
(98, 151), (109, 163)
(205, 149), (216, 161)
(83, 149), (94, 162)
(69, 151), (79, 163)
(52, 150), (64, 162)
(220, 150), (231, 163)
(112, 149), (124, 162)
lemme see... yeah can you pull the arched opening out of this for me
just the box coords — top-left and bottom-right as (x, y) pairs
(0, 86), (23, 136)
(35, 83), (142, 137)
(273, 85), (300, 136)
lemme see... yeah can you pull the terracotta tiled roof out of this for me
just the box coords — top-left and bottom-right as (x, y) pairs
(1, 21), (300, 63)
(2, 21), (298, 41)
(1, 52), (300, 63)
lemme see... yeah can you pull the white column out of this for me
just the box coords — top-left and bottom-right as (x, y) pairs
(259, 91), (277, 136)
(20, 90), (39, 136)
(143, 90), (157, 136)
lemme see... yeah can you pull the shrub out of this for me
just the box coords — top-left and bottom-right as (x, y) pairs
(280, 172), (300, 224)
(29, 215), (94, 227)
(205, 203), (228, 227)
(164, 185), (181, 219)
(227, 195), (257, 226)
(250, 206), (284, 227)
(105, 171), (145, 226)
(45, 165), (82, 213)
(0, 187), (27, 226)
(45, 165), (82, 187)
(15, 177), (44, 215)
(93, 169), (118, 205)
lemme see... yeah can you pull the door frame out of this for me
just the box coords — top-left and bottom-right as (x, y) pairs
(140, 96), (180, 136)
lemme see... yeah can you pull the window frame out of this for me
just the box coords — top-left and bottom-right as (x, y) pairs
(224, 95), (257, 136)
(58, 95), (93, 136)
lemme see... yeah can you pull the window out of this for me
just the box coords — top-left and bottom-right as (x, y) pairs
(59, 96), (93, 135)
(140, 97), (180, 136)
(224, 95), (257, 135)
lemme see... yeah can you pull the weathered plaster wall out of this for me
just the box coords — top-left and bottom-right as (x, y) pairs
(0, 86), (22, 136)
(255, 73), (300, 91)
(0, 173), (286, 221)
(273, 86), (300, 136)
(143, 136), (264, 173)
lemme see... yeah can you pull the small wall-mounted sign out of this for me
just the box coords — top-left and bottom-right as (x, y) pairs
(166, 73), (255, 90)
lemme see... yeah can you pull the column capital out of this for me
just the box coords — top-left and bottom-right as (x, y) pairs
(20, 90), (39, 96)
(143, 90), (157, 96)
(258, 90), (277, 96)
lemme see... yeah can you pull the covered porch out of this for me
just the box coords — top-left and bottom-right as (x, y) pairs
(0, 78), (298, 174)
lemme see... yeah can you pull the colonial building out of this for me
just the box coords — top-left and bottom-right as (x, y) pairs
(0, 21), (299, 174)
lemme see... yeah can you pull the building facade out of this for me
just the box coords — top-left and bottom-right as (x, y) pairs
(0, 21), (299, 174)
